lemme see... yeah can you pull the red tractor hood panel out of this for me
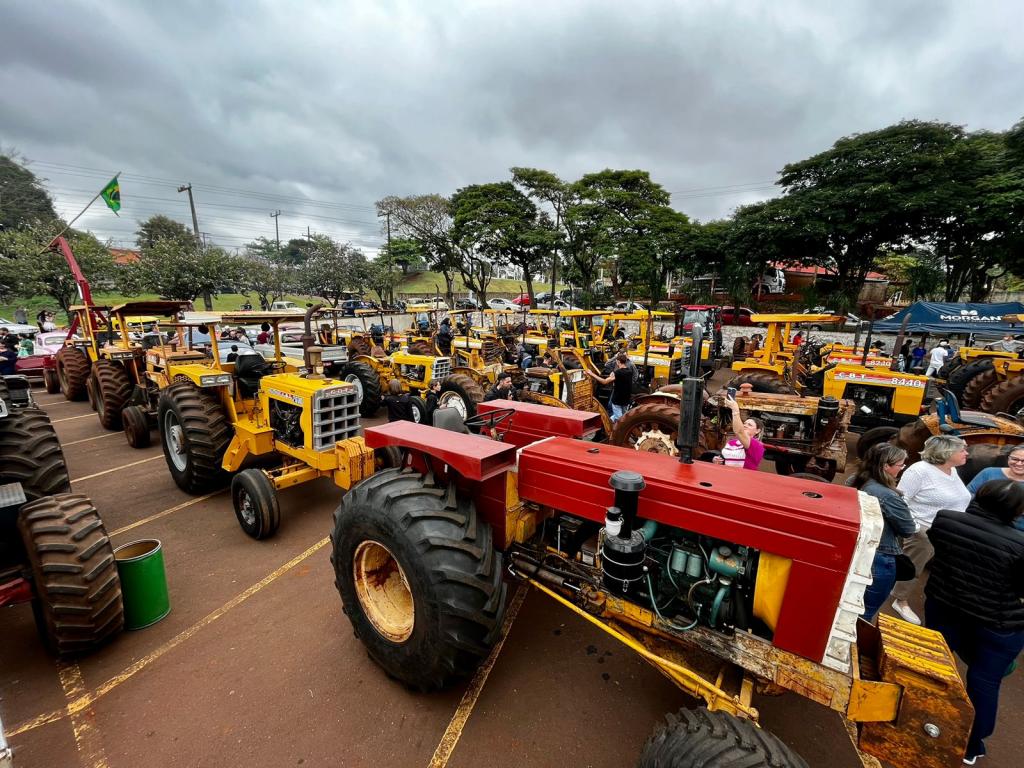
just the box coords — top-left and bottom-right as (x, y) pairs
(517, 438), (861, 663)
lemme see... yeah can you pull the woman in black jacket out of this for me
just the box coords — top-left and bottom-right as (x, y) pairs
(925, 479), (1024, 764)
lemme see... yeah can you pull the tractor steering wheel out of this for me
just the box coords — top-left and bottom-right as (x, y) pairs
(463, 407), (516, 433)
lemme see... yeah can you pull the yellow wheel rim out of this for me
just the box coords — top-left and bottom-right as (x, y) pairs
(353, 540), (414, 642)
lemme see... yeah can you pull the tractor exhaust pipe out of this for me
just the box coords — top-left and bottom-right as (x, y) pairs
(302, 303), (325, 377)
(676, 323), (705, 464)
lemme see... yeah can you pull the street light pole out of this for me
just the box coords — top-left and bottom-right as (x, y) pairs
(270, 210), (281, 253)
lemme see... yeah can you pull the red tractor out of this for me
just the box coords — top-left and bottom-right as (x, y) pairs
(330, 342), (974, 766)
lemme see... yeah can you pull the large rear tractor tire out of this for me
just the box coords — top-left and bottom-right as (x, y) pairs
(0, 406), (71, 501)
(231, 469), (280, 540)
(947, 359), (994, 404)
(639, 708), (808, 768)
(122, 405), (152, 449)
(56, 347), (91, 402)
(438, 373), (486, 420)
(340, 360), (383, 417)
(726, 372), (797, 395)
(92, 360), (133, 430)
(963, 368), (998, 409)
(612, 402), (685, 455)
(407, 340), (435, 356)
(937, 354), (963, 381)
(855, 426), (900, 459)
(979, 376), (1024, 418)
(18, 494), (124, 657)
(331, 470), (506, 691)
(43, 367), (61, 394)
(157, 383), (232, 494)
(347, 336), (372, 358)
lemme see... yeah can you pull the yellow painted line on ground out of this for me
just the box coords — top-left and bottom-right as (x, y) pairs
(428, 584), (528, 768)
(70, 456), (162, 484)
(57, 662), (109, 768)
(109, 491), (223, 537)
(62, 432), (121, 448)
(39, 399), (76, 407)
(8, 537), (330, 739)
(52, 413), (98, 424)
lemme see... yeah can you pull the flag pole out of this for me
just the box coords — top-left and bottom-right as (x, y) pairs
(44, 171), (122, 250)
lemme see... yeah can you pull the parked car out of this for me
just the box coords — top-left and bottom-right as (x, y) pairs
(512, 294), (531, 307)
(16, 330), (72, 391)
(535, 298), (576, 311)
(270, 300), (300, 311)
(752, 267), (786, 296)
(0, 317), (38, 336)
(608, 301), (647, 313)
(799, 308), (862, 330)
(340, 299), (362, 317)
(423, 297), (449, 310)
(487, 298), (515, 311)
(719, 306), (756, 326)
(454, 298), (480, 310)
(534, 291), (555, 305)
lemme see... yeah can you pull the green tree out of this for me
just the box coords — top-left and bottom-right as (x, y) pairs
(511, 167), (574, 297)
(450, 182), (558, 302)
(119, 241), (241, 305)
(386, 237), (427, 274)
(135, 214), (195, 252)
(875, 250), (946, 301)
(616, 205), (695, 304)
(299, 234), (369, 307)
(778, 120), (972, 305)
(376, 195), (461, 302)
(0, 225), (114, 319)
(0, 154), (58, 230)
(239, 237), (294, 309)
(280, 237), (313, 266)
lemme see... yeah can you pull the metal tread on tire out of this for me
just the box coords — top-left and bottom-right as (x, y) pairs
(639, 708), (808, 768)
(158, 383), (232, 494)
(0, 406), (71, 501)
(611, 401), (681, 455)
(979, 376), (1024, 417)
(331, 469), (506, 692)
(946, 359), (994, 403)
(341, 360), (382, 417)
(56, 347), (91, 401)
(93, 360), (133, 430)
(726, 372), (797, 395)
(18, 493), (124, 656)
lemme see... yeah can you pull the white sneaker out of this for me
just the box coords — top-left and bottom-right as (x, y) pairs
(892, 599), (922, 625)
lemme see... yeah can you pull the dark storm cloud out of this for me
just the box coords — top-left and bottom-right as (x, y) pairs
(0, 0), (1021, 249)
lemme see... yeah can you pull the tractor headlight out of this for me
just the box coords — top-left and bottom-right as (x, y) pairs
(199, 374), (232, 387)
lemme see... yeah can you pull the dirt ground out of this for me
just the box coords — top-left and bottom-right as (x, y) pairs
(2, 372), (1023, 768)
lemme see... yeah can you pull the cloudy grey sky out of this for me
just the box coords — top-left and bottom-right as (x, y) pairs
(1, 0), (1022, 254)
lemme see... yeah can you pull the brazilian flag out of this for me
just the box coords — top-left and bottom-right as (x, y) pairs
(101, 176), (121, 215)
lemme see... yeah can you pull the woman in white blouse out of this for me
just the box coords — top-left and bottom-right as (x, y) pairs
(890, 434), (971, 625)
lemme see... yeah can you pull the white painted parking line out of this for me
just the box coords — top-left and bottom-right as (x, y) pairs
(53, 413), (98, 424)
(62, 433), (121, 448)
(39, 399), (76, 407)
(110, 491), (223, 537)
(70, 455), (162, 484)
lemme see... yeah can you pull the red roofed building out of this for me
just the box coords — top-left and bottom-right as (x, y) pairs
(110, 248), (141, 265)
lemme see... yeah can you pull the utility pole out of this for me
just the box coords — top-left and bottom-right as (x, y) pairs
(307, 225), (312, 242)
(270, 210), (281, 253)
(178, 183), (212, 310)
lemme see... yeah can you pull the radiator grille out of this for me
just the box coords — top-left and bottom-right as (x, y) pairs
(669, 356), (683, 384)
(432, 357), (452, 381)
(312, 385), (361, 451)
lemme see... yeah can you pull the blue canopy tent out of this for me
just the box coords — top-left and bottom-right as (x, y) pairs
(872, 301), (1024, 336)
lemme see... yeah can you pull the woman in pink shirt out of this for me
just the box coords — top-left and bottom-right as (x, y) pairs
(713, 395), (766, 470)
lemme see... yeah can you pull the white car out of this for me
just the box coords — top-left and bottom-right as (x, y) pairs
(487, 298), (515, 310)
(608, 301), (647, 313)
(535, 299), (576, 311)
(0, 317), (39, 336)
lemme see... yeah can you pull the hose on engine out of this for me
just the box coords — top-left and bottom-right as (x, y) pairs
(646, 573), (698, 632)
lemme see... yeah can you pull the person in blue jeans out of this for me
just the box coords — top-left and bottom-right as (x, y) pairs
(584, 354), (632, 422)
(925, 479), (1024, 764)
(850, 444), (917, 621)
(966, 444), (1024, 531)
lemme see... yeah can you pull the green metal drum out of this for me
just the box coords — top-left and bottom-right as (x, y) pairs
(114, 539), (170, 630)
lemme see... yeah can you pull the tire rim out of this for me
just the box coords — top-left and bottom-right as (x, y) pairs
(344, 373), (364, 402)
(411, 405), (422, 423)
(237, 488), (256, 527)
(352, 540), (414, 643)
(438, 391), (468, 419)
(163, 411), (188, 472)
(633, 426), (678, 455)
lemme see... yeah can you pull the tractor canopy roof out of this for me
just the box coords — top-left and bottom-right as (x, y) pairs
(220, 310), (310, 324)
(110, 300), (189, 317)
(751, 313), (844, 324)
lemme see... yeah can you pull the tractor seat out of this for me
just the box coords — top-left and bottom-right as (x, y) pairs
(371, 345), (388, 359)
(937, 389), (997, 431)
(433, 407), (470, 434)
(234, 354), (273, 398)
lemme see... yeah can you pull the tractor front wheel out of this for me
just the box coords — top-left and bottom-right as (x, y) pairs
(157, 383), (232, 494)
(93, 360), (133, 430)
(331, 469), (506, 691)
(122, 405), (151, 449)
(409, 396), (427, 424)
(0, 406), (71, 501)
(640, 708), (808, 767)
(56, 347), (90, 402)
(340, 360), (382, 417)
(18, 494), (124, 656)
(43, 367), (61, 394)
(231, 469), (280, 540)
(438, 373), (486, 421)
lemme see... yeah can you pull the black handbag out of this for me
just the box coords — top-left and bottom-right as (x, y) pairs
(894, 553), (917, 582)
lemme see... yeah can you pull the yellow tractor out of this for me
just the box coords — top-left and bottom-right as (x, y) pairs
(153, 309), (392, 539)
(54, 300), (188, 431)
